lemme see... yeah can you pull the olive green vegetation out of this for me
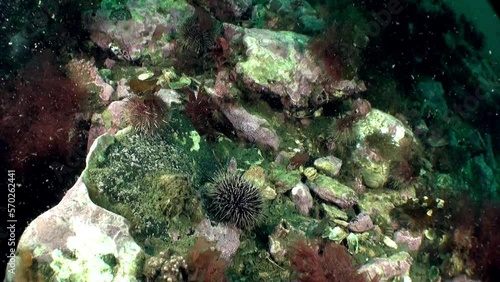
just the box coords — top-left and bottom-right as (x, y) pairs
(364, 132), (400, 161)
(227, 197), (311, 281)
(83, 109), (217, 243)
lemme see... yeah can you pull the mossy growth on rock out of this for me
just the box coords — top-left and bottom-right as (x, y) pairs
(364, 132), (400, 161)
(83, 110), (217, 242)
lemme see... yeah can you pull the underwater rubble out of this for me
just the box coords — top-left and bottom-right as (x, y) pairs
(2, 0), (499, 281)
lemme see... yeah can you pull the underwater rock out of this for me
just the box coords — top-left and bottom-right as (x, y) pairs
(357, 251), (413, 281)
(346, 233), (359, 254)
(117, 78), (133, 99)
(66, 58), (115, 106)
(355, 109), (415, 147)
(214, 69), (239, 98)
(5, 176), (142, 282)
(348, 212), (374, 233)
(306, 174), (358, 209)
(87, 100), (128, 151)
(394, 230), (423, 251)
(322, 203), (348, 221)
(233, 26), (365, 109)
(88, 0), (191, 61)
(291, 182), (313, 215)
(220, 102), (280, 150)
(314, 156), (342, 177)
(195, 219), (241, 261)
(270, 166), (302, 193)
(243, 165), (268, 189)
(358, 187), (416, 231)
(352, 109), (416, 188)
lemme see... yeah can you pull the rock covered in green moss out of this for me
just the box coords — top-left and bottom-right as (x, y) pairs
(83, 111), (217, 239)
(306, 174), (358, 209)
(230, 25), (365, 109)
(352, 109), (416, 188)
(321, 203), (348, 221)
(358, 187), (416, 231)
(314, 156), (342, 177)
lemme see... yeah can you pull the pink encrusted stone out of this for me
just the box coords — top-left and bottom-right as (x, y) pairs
(394, 230), (423, 251)
(358, 251), (413, 281)
(348, 212), (374, 233)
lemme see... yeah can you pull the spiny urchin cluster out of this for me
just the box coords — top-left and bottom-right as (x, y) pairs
(205, 170), (263, 230)
(178, 9), (219, 57)
(124, 93), (169, 135)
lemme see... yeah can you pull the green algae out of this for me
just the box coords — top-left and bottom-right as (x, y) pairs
(83, 110), (217, 242)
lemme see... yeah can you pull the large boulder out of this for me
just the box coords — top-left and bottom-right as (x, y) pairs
(227, 25), (366, 111)
(5, 134), (143, 281)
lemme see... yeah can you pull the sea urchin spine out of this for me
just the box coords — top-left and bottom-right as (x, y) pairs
(124, 93), (169, 136)
(205, 170), (263, 230)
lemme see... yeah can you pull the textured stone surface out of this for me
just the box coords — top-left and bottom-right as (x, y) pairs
(307, 175), (358, 209)
(220, 102), (280, 150)
(6, 176), (142, 282)
(394, 230), (423, 251)
(348, 212), (374, 233)
(291, 182), (313, 215)
(232, 26), (365, 109)
(358, 251), (413, 281)
(352, 109), (416, 188)
(314, 156), (342, 177)
(195, 219), (241, 261)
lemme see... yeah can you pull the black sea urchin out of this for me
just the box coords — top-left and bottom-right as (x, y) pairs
(124, 93), (168, 135)
(205, 170), (263, 230)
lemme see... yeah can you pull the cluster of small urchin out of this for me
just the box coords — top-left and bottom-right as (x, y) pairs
(144, 251), (187, 282)
(124, 93), (169, 136)
(205, 170), (264, 230)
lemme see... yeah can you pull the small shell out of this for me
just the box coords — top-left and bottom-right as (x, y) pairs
(323, 226), (348, 242)
(138, 72), (154, 81)
(424, 229), (436, 241)
(303, 167), (318, 181)
(383, 236), (398, 249)
(347, 233), (359, 254)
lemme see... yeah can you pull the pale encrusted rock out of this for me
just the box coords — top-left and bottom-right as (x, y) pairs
(220, 102), (280, 150)
(6, 176), (143, 282)
(352, 109), (416, 188)
(348, 212), (374, 233)
(195, 219), (241, 261)
(88, 0), (191, 61)
(358, 252), (413, 281)
(269, 220), (303, 263)
(66, 58), (115, 106)
(291, 183), (313, 215)
(87, 100), (127, 151)
(394, 230), (423, 251)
